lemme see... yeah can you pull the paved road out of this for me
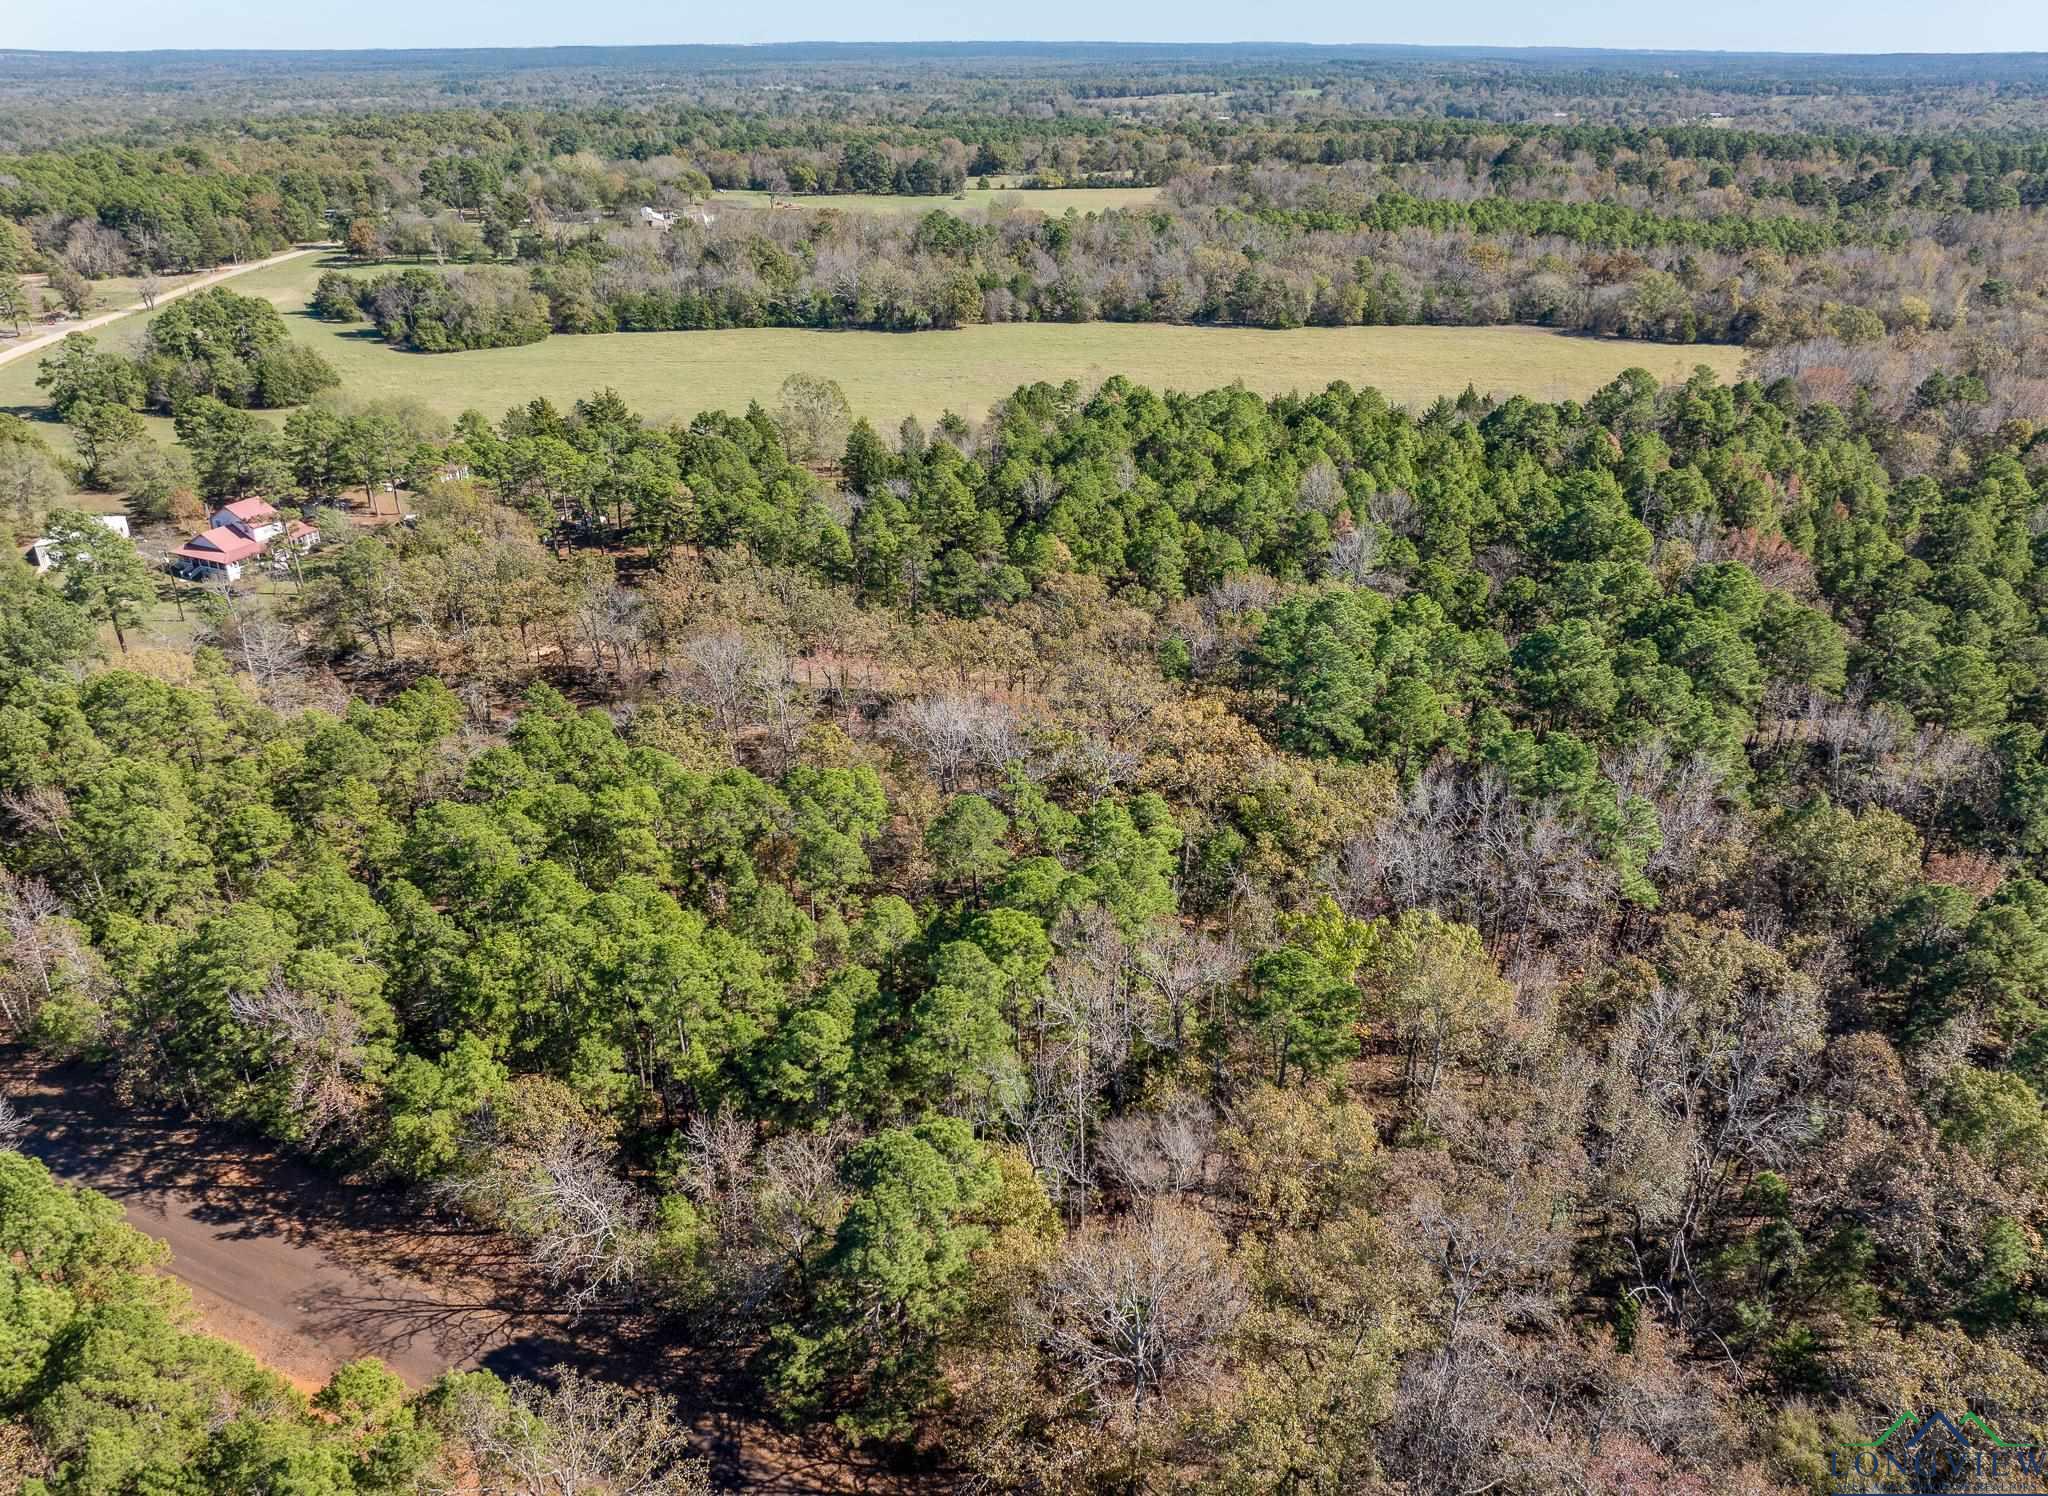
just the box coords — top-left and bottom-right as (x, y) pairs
(3, 1051), (553, 1389)
(0, 246), (323, 369)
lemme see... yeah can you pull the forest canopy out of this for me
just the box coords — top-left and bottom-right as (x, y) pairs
(5, 348), (2048, 1485)
(7, 37), (2048, 1494)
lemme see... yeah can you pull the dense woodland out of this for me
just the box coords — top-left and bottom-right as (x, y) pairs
(8, 42), (2048, 142)
(312, 168), (2048, 346)
(5, 53), (2048, 350)
(6, 348), (2048, 1488)
(7, 39), (2048, 1496)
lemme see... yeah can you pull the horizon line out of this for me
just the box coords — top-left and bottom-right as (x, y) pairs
(6, 40), (2048, 62)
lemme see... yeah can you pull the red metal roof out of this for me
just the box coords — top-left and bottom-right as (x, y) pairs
(175, 526), (264, 563)
(218, 498), (279, 523)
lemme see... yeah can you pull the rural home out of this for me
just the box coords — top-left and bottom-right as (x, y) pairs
(210, 498), (284, 543)
(171, 525), (265, 582)
(170, 501), (321, 582)
(21, 513), (130, 574)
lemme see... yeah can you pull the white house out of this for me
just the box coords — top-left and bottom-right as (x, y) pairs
(22, 513), (130, 574)
(210, 498), (284, 544)
(271, 520), (321, 561)
(638, 205), (675, 230)
(170, 501), (323, 582)
(171, 525), (265, 583)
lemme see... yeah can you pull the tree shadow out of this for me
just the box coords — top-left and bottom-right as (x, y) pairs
(1, 1048), (950, 1492)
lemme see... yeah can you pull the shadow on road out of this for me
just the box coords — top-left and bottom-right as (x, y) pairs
(0, 1047), (945, 1492)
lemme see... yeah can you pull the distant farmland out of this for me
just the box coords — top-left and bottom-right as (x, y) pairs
(0, 253), (1749, 459)
(705, 184), (1167, 216)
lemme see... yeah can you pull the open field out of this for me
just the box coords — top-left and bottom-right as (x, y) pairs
(1, 252), (1750, 467)
(10, 270), (202, 317)
(252, 320), (1747, 432)
(706, 184), (1164, 216)
(0, 249), (320, 374)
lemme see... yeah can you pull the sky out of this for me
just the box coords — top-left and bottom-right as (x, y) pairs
(10, 0), (2048, 55)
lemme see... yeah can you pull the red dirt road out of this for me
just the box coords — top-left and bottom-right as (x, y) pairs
(2, 1051), (565, 1389)
(1, 1052), (940, 1491)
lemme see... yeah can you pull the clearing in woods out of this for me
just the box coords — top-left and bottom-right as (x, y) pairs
(704, 184), (1167, 215)
(0, 252), (1748, 460)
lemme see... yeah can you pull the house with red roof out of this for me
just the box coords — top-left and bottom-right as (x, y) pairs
(168, 500), (324, 583)
(171, 525), (266, 583)
(210, 498), (284, 544)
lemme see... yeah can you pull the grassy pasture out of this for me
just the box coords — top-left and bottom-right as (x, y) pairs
(13, 269), (205, 318)
(0, 253), (1749, 467)
(706, 185), (1166, 216)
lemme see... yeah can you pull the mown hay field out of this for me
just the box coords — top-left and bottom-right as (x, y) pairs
(705, 185), (1166, 216)
(0, 253), (1749, 459)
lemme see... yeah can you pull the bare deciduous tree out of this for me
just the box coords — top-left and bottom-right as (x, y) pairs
(1027, 1200), (1246, 1418)
(0, 870), (103, 1040)
(1325, 523), (1381, 584)
(1136, 925), (1242, 1055)
(442, 1367), (710, 1496)
(1096, 1096), (1214, 1197)
(1199, 572), (1280, 620)
(1, 785), (73, 842)
(1593, 929), (1823, 1311)
(1020, 466), (1061, 518)
(578, 582), (648, 682)
(63, 221), (131, 278)
(673, 1106), (852, 1320)
(668, 629), (814, 771)
(673, 631), (763, 753)
(227, 977), (373, 1146)
(0, 1094), (27, 1150)
(888, 692), (1022, 791)
(1367, 488), (1417, 535)
(0, 872), (67, 1034)
(1387, 1173), (1569, 1496)
(440, 1114), (655, 1312)
(1603, 737), (1729, 886)
(218, 611), (308, 706)
(519, 1128), (654, 1309)
(751, 641), (812, 778)
(1298, 457), (1343, 516)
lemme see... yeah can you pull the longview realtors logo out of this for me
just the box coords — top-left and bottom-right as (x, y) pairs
(1830, 1410), (2046, 1493)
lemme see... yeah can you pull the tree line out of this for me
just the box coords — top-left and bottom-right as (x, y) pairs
(301, 160), (2047, 350)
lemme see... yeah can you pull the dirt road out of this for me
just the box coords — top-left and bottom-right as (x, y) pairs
(2, 1051), (561, 1389)
(0, 246), (323, 369)
(1, 1052), (932, 1491)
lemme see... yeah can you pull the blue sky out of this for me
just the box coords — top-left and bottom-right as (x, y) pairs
(11, 0), (2048, 54)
